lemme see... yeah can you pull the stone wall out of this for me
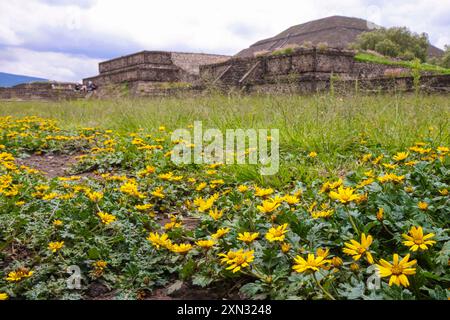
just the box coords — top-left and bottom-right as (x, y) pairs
(0, 82), (85, 101)
(84, 51), (230, 86)
(200, 48), (356, 87)
(200, 48), (450, 94)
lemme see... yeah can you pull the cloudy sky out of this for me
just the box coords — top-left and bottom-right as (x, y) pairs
(0, 0), (449, 82)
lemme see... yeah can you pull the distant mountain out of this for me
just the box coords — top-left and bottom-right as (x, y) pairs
(236, 16), (444, 58)
(0, 72), (47, 87)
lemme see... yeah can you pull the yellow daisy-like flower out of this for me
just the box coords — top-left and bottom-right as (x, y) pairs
(329, 186), (360, 204)
(292, 253), (329, 273)
(376, 254), (417, 287)
(0, 292), (8, 300)
(281, 242), (291, 253)
(265, 223), (289, 242)
(308, 151), (318, 158)
(147, 232), (172, 250)
(211, 228), (230, 239)
(257, 199), (280, 214)
(97, 211), (117, 225)
(5, 269), (34, 282)
(283, 195), (300, 205)
(417, 201), (428, 211)
(209, 208), (224, 220)
(53, 219), (63, 227)
(170, 243), (193, 254)
(48, 241), (64, 253)
(218, 249), (254, 273)
(402, 226), (436, 251)
(237, 185), (249, 192)
(254, 186), (274, 197)
(393, 152), (409, 162)
(93, 260), (108, 270)
(342, 233), (374, 264)
(237, 232), (259, 244)
(195, 239), (216, 249)
(151, 187), (165, 199)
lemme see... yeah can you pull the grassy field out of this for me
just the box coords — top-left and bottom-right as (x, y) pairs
(1, 93), (449, 187)
(0, 93), (449, 300)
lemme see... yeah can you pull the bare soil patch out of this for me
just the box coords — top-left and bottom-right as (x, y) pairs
(17, 153), (95, 178)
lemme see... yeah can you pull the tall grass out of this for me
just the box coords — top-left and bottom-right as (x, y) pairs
(1, 93), (449, 187)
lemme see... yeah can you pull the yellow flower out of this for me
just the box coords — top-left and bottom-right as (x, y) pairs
(237, 232), (259, 243)
(292, 253), (329, 273)
(402, 226), (436, 251)
(376, 208), (384, 221)
(376, 254), (416, 287)
(439, 189), (448, 196)
(218, 249), (254, 273)
(6, 269), (33, 282)
(211, 228), (230, 239)
(135, 203), (154, 211)
(151, 187), (165, 199)
(164, 220), (182, 230)
(237, 185), (249, 192)
(320, 179), (343, 193)
(331, 257), (343, 268)
(281, 242), (291, 253)
(0, 293), (8, 300)
(196, 182), (207, 191)
(87, 191), (103, 202)
(393, 152), (409, 162)
(147, 232), (172, 250)
(48, 241), (64, 253)
(437, 146), (449, 154)
(361, 153), (372, 162)
(329, 186), (360, 204)
(417, 201), (428, 211)
(257, 199), (280, 213)
(342, 233), (374, 263)
(209, 208), (224, 220)
(170, 243), (192, 254)
(97, 211), (117, 225)
(120, 182), (145, 198)
(254, 186), (274, 197)
(53, 219), (63, 227)
(308, 151), (318, 158)
(350, 263), (360, 271)
(196, 239), (216, 249)
(93, 260), (108, 270)
(316, 247), (330, 258)
(377, 173), (405, 184)
(283, 195), (300, 205)
(310, 209), (334, 219)
(265, 223), (288, 242)
(137, 165), (155, 177)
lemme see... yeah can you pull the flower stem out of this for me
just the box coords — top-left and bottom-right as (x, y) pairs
(346, 209), (360, 236)
(313, 273), (336, 300)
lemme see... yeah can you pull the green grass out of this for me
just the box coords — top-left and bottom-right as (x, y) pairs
(355, 52), (450, 75)
(1, 93), (449, 187)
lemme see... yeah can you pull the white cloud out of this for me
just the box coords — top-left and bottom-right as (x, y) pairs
(0, 0), (448, 82)
(0, 47), (99, 82)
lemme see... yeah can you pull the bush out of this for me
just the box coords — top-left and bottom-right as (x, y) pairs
(354, 27), (430, 62)
(440, 45), (450, 68)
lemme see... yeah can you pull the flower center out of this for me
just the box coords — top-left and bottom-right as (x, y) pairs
(391, 265), (403, 275)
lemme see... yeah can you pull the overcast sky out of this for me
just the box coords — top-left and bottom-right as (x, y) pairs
(0, 0), (449, 82)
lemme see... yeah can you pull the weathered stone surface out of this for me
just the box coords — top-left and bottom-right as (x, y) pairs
(84, 51), (230, 86)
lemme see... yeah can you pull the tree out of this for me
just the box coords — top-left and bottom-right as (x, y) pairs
(440, 45), (450, 68)
(354, 27), (430, 62)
